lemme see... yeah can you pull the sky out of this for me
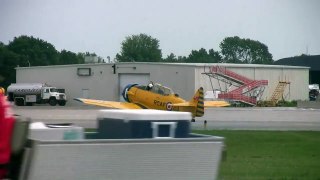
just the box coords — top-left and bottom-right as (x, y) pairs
(0, 0), (319, 61)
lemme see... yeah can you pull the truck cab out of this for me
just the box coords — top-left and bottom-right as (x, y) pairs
(42, 87), (67, 106)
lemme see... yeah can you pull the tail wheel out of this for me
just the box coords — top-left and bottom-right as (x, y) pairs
(49, 98), (57, 106)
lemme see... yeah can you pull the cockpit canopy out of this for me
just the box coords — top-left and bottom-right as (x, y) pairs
(137, 83), (174, 96)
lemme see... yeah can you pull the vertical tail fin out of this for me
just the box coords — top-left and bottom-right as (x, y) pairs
(190, 87), (204, 117)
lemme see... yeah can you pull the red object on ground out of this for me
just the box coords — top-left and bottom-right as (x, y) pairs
(0, 94), (15, 179)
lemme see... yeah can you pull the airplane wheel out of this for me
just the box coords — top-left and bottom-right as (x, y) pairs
(191, 119), (195, 122)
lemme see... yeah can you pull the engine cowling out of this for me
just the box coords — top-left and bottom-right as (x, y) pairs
(122, 84), (138, 102)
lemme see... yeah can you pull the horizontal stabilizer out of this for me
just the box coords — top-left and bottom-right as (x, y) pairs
(204, 101), (230, 107)
(172, 102), (193, 107)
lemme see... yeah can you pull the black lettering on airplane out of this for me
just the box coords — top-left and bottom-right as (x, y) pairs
(154, 100), (166, 107)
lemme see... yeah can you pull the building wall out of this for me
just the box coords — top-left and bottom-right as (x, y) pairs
(16, 63), (309, 106)
(195, 64), (309, 101)
(283, 68), (309, 100)
(16, 63), (196, 105)
(115, 63), (196, 100)
(16, 64), (118, 105)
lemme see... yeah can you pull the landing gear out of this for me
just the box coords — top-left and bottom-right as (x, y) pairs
(191, 119), (195, 122)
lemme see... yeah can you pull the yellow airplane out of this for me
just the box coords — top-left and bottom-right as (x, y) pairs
(74, 82), (230, 119)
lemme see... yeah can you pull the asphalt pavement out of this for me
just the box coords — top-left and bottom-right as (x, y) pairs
(12, 105), (320, 130)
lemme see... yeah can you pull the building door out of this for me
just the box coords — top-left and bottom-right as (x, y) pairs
(119, 73), (150, 101)
(82, 89), (89, 98)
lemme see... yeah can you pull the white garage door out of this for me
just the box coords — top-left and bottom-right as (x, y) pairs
(119, 73), (150, 101)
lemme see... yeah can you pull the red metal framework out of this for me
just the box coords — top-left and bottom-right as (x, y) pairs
(203, 66), (268, 106)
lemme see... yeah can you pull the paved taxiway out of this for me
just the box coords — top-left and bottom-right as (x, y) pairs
(11, 105), (320, 130)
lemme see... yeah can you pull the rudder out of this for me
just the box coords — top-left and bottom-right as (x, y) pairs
(190, 87), (204, 117)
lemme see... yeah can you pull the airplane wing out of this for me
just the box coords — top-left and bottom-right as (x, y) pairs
(204, 101), (230, 107)
(74, 98), (143, 109)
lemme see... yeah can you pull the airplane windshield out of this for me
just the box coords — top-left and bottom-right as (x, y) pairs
(136, 83), (174, 95)
(151, 83), (174, 95)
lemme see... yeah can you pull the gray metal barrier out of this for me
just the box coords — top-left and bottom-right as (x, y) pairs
(19, 136), (224, 180)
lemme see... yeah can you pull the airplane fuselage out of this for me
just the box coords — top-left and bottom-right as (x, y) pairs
(127, 86), (186, 111)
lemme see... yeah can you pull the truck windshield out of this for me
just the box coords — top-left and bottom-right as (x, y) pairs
(50, 88), (58, 92)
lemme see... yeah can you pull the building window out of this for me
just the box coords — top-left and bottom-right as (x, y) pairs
(151, 122), (177, 139)
(77, 68), (91, 76)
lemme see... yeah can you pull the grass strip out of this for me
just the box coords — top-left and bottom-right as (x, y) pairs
(193, 130), (320, 180)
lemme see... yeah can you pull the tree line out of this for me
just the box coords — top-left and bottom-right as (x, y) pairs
(0, 36), (94, 88)
(116, 34), (273, 64)
(0, 34), (274, 88)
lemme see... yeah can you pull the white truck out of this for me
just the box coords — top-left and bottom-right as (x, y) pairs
(7, 83), (67, 106)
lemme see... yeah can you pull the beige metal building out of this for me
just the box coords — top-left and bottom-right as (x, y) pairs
(15, 63), (309, 106)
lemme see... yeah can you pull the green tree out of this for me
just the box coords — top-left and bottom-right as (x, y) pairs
(116, 33), (162, 62)
(1, 36), (91, 88)
(7, 35), (59, 66)
(208, 49), (222, 62)
(59, 50), (84, 64)
(162, 53), (190, 63)
(219, 36), (273, 64)
(177, 56), (187, 63)
(0, 42), (21, 88)
(186, 48), (222, 63)
(76, 52), (85, 64)
(162, 53), (178, 63)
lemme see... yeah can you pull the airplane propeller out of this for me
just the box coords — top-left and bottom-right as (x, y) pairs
(122, 84), (137, 102)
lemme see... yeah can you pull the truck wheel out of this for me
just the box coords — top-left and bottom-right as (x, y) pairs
(15, 98), (25, 106)
(49, 98), (57, 106)
(58, 101), (66, 106)
(26, 102), (33, 106)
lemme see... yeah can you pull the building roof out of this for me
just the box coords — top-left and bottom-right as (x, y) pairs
(16, 62), (309, 70)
